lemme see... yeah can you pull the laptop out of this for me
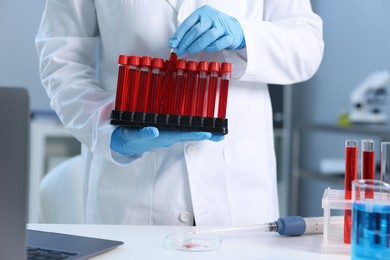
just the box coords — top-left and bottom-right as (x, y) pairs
(0, 87), (124, 259)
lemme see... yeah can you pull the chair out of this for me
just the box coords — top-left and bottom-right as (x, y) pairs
(39, 155), (85, 224)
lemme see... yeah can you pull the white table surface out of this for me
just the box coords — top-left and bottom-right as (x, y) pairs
(28, 224), (350, 260)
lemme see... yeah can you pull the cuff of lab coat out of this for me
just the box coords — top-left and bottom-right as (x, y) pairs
(98, 124), (141, 166)
(233, 17), (259, 82)
(221, 16), (263, 82)
(221, 48), (247, 80)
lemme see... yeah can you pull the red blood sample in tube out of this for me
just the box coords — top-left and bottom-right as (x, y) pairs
(345, 141), (359, 199)
(218, 62), (232, 118)
(344, 140), (358, 244)
(362, 139), (375, 198)
(195, 61), (208, 117)
(126, 56), (140, 112)
(170, 59), (186, 115)
(185, 61), (198, 116)
(147, 58), (164, 113)
(114, 55), (128, 111)
(136, 56), (152, 112)
(206, 62), (220, 118)
(159, 50), (177, 113)
(121, 56), (134, 111)
(362, 140), (375, 180)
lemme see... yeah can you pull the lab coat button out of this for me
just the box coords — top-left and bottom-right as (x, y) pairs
(179, 211), (192, 223)
(186, 145), (198, 156)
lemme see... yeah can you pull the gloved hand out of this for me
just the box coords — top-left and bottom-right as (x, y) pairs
(111, 126), (224, 156)
(169, 5), (246, 56)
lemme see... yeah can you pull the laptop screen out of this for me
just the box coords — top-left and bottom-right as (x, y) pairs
(0, 87), (30, 260)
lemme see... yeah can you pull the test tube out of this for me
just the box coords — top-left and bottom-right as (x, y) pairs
(126, 56), (140, 112)
(206, 62), (220, 118)
(147, 58), (164, 113)
(195, 61), (208, 117)
(170, 59), (186, 115)
(361, 139), (375, 198)
(345, 140), (359, 199)
(344, 139), (358, 244)
(120, 56), (133, 112)
(380, 142), (390, 184)
(114, 55), (129, 111)
(184, 61), (198, 116)
(217, 62), (232, 118)
(159, 49), (177, 114)
(136, 56), (152, 112)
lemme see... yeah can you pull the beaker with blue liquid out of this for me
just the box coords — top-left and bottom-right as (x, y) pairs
(352, 180), (390, 260)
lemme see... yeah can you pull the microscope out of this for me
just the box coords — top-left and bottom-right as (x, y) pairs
(349, 69), (390, 124)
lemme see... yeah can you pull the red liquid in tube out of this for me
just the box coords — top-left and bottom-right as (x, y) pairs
(195, 61), (208, 117)
(218, 62), (232, 118)
(206, 62), (220, 118)
(147, 58), (164, 113)
(362, 151), (375, 179)
(344, 140), (358, 244)
(185, 61), (198, 116)
(159, 50), (177, 114)
(362, 140), (375, 198)
(136, 56), (152, 112)
(170, 59), (186, 115)
(114, 55), (128, 111)
(126, 56), (140, 112)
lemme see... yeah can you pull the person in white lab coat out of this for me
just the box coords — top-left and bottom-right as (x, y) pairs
(35, 1), (324, 226)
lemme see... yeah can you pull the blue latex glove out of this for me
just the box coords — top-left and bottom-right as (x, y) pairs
(169, 5), (246, 56)
(111, 126), (224, 156)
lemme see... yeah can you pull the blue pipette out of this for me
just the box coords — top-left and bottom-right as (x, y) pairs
(269, 216), (323, 236)
(195, 216), (323, 236)
(165, 216), (324, 251)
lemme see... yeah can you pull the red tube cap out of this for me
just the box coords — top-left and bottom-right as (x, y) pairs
(186, 61), (198, 71)
(140, 56), (152, 67)
(151, 58), (164, 69)
(176, 59), (186, 70)
(197, 61), (209, 72)
(128, 56), (140, 66)
(208, 62), (220, 72)
(221, 62), (232, 73)
(118, 55), (129, 65)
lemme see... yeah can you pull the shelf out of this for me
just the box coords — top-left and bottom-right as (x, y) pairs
(299, 169), (344, 182)
(308, 123), (390, 137)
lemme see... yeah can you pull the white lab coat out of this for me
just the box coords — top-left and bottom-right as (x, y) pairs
(36, 0), (323, 226)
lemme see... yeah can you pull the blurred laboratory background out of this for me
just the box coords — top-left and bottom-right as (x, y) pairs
(2, 0), (390, 222)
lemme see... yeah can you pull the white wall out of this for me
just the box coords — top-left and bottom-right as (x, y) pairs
(0, 0), (49, 111)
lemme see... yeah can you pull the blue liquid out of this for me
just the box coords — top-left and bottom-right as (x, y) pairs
(352, 202), (390, 260)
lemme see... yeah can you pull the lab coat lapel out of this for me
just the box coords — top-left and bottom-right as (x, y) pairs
(164, 0), (241, 24)
(163, 0), (191, 24)
(163, 0), (190, 16)
(164, 0), (180, 12)
(165, 0), (258, 26)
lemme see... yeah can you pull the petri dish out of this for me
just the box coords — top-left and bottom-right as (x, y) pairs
(165, 232), (222, 252)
